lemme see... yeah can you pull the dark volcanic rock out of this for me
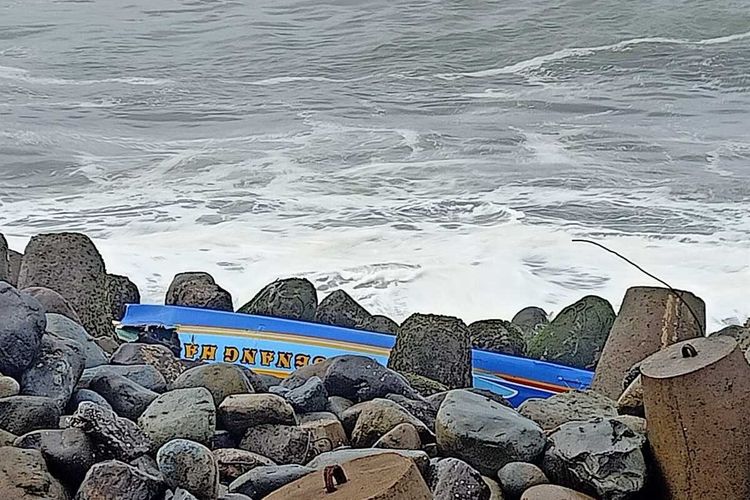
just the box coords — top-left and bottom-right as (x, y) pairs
(107, 274), (141, 321)
(357, 314), (400, 334)
(373, 422), (421, 450)
(138, 387), (216, 451)
(543, 417), (647, 500)
(23, 286), (82, 323)
(0, 233), (8, 282)
(388, 313), (472, 389)
(79, 364), (167, 393)
(229, 464), (314, 499)
(165, 272), (233, 312)
(314, 289), (371, 329)
(14, 427), (96, 488)
(46, 313), (109, 368)
(326, 396), (354, 421)
(428, 457), (490, 500)
(350, 398), (433, 448)
(436, 390), (546, 476)
(89, 373), (158, 420)
(212, 430), (236, 450)
(0, 396), (60, 435)
(21, 334), (85, 410)
(511, 307), (549, 335)
(0, 282), (46, 377)
(165, 489), (199, 500)
(130, 455), (163, 481)
(157, 439), (219, 500)
(518, 390), (618, 432)
(170, 363), (253, 406)
(279, 359), (333, 391)
(237, 277), (318, 321)
(77, 460), (165, 500)
(284, 376), (328, 413)
(323, 355), (421, 402)
(468, 319), (526, 356)
(111, 343), (185, 384)
(526, 295), (616, 370)
(239, 424), (310, 465)
(18, 232), (115, 340)
(214, 448), (276, 484)
(8, 249), (22, 287)
(67, 389), (113, 413)
(398, 371), (448, 397)
(497, 462), (549, 499)
(0, 446), (68, 500)
(385, 393), (438, 431)
(70, 402), (152, 461)
(219, 394), (296, 436)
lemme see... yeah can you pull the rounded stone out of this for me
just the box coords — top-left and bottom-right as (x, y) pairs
(314, 289), (372, 329)
(138, 387), (216, 451)
(106, 274), (141, 321)
(22, 286), (81, 323)
(237, 278), (318, 322)
(157, 439), (219, 500)
(497, 462), (549, 499)
(219, 394), (297, 436)
(0, 282), (46, 377)
(170, 363), (253, 406)
(0, 375), (20, 398)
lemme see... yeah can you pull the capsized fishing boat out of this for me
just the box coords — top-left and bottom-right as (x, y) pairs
(116, 304), (593, 407)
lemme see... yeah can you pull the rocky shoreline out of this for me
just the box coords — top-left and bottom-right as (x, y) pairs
(1, 231), (748, 500)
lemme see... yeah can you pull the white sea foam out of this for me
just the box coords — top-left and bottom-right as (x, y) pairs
(0, 65), (172, 86)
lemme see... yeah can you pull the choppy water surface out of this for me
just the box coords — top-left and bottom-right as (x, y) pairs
(1, 0), (749, 329)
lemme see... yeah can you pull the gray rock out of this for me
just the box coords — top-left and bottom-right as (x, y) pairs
(111, 343), (185, 384)
(385, 393), (438, 431)
(314, 289), (371, 329)
(0, 395), (60, 435)
(219, 494), (253, 500)
(17, 232), (115, 340)
(543, 417), (647, 500)
(351, 398), (433, 447)
(79, 364), (167, 393)
(511, 307), (549, 334)
(468, 320), (526, 356)
(323, 355), (422, 402)
(519, 390), (618, 432)
(14, 427), (96, 487)
(306, 448), (430, 476)
(107, 274), (141, 321)
(77, 460), (165, 500)
(237, 278), (318, 322)
(280, 359), (333, 390)
(165, 272), (233, 312)
(164, 489), (199, 500)
(46, 313), (109, 368)
(214, 448), (277, 484)
(357, 314), (399, 334)
(8, 249), (22, 287)
(388, 313), (472, 389)
(157, 439), (219, 500)
(239, 424), (310, 465)
(268, 385), (289, 397)
(131, 455), (163, 481)
(0, 282), (46, 377)
(0, 233), (8, 282)
(166, 273), (215, 302)
(69, 401), (152, 461)
(373, 422), (422, 450)
(219, 394), (296, 436)
(497, 462), (549, 499)
(23, 287), (82, 323)
(482, 476), (505, 500)
(139, 387), (216, 452)
(398, 371), (449, 397)
(429, 457), (490, 500)
(89, 373), (158, 420)
(66, 389), (113, 413)
(229, 464), (313, 498)
(284, 376), (328, 413)
(0, 375), (20, 398)
(20, 334), (85, 410)
(436, 390), (546, 476)
(0, 428), (17, 446)
(0, 446), (68, 499)
(212, 430), (236, 450)
(327, 396), (354, 421)
(170, 363), (253, 406)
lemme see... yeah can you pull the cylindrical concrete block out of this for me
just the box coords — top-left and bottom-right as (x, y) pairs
(592, 286), (705, 399)
(264, 452), (432, 500)
(640, 336), (750, 500)
(521, 484), (596, 499)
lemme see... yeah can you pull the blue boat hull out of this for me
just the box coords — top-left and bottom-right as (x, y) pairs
(117, 304), (593, 407)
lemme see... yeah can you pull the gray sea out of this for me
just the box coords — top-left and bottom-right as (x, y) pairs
(1, 0), (749, 329)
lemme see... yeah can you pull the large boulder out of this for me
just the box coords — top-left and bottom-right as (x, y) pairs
(543, 417), (647, 499)
(0, 233), (8, 282)
(511, 307), (549, 335)
(89, 373), (158, 420)
(357, 315), (400, 335)
(350, 398), (433, 448)
(314, 290), (372, 329)
(239, 424), (311, 465)
(21, 334), (86, 411)
(237, 278), (318, 321)
(45, 313), (109, 368)
(23, 287), (81, 323)
(111, 343), (185, 384)
(518, 390), (618, 432)
(497, 462), (549, 500)
(526, 296), (616, 369)
(0, 282), (46, 377)
(78, 364), (167, 392)
(170, 363), (253, 406)
(213, 448), (276, 484)
(219, 394), (296, 436)
(428, 457), (490, 500)
(139, 387), (216, 451)
(18, 232), (115, 340)
(284, 376), (328, 413)
(69, 402), (152, 461)
(374, 422), (422, 450)
(398, 371), (448, 397)
(323, 355), (421, 402)
(385, 393), (438, 431)
(157, 439), (219, 500)
(228, 465), (314, 499)
(468, 320), (526, 356)
(0, 396), (60, 435)
(77, 460), (165, 500)
(107, 274), (141, 321)
(165, 272), (232, 312)
(388, 313), (472, 389)
(436, 390), (546, 476)
(0, 446), (68, 500)
(8, 249), (22, 287)
(14, 427), (96, 488)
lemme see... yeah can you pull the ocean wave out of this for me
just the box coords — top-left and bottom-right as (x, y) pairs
(0, 65), (172, 86)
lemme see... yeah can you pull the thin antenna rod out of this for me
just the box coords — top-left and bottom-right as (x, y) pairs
(572, 238), (705, 333)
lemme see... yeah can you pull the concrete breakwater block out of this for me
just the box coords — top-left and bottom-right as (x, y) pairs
(641, 335), (750, 500)
(264, 452), (432, 500)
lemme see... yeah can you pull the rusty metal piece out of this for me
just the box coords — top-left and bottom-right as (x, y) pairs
(681, 343), (697, 358)
(324, 465), (347, 493)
